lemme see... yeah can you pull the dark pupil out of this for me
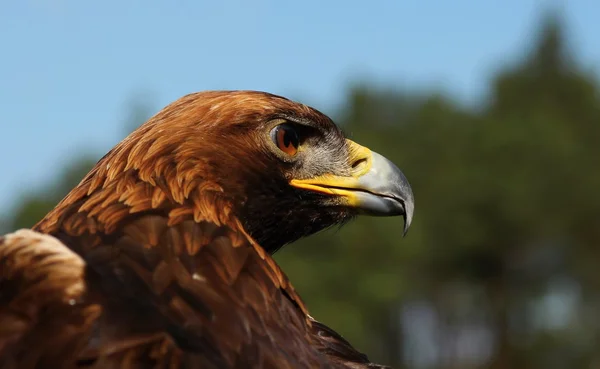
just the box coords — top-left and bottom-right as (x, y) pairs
(282, 126), (298, 148)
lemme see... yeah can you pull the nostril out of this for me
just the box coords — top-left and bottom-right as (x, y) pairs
(352, 157), (368, 171)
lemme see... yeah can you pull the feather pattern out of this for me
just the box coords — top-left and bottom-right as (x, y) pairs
(0, 91), (388, 368)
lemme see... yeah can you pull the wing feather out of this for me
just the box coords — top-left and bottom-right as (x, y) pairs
(37, 213), (328, 368)
(0, 229), (101, 369)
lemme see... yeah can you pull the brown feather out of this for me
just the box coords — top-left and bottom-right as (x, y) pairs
(1, 91), (388, 368)
(0, 230), (102, 369)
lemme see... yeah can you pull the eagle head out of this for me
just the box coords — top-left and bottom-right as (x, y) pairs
(48, 90), (414, 254)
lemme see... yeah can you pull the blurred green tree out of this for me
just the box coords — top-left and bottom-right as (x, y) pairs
(277, 14), (600, 369)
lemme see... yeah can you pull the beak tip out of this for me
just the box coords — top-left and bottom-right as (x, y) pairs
(402, 220), (409, 237)
(401, 198), (414, 238)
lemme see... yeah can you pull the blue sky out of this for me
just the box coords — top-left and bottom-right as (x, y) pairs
(1, 0), (599, 214)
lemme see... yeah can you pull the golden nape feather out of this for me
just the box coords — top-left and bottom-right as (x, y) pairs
(0, 90), (412, 368)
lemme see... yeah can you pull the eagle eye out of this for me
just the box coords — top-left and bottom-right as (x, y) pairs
(271, 123), (299, 156)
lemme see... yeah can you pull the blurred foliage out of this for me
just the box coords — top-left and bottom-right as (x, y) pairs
(3, 14), (600, 369)
(277, 15), (600, 369)
(8, 157), (98, 231)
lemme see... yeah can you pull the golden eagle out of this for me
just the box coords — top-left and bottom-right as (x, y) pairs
(0, 91), (413, 368)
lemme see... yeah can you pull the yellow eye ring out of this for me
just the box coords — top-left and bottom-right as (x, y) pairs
(271, 123), (299, 156)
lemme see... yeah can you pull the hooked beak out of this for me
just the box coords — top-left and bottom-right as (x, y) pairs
(290, 139), (414, 235)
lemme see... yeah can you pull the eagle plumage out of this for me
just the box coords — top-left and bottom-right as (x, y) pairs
(0, 91), (413, 368)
